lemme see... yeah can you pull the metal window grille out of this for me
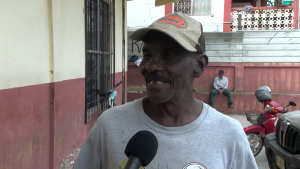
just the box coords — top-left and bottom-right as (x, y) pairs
(85, 0), (116, 123)
(174, 0), (211, 16)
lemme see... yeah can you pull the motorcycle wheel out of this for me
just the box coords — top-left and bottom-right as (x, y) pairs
(246, 132), (263, 157)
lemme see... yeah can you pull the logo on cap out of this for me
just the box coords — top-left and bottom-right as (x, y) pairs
(158, 15), (187, 28)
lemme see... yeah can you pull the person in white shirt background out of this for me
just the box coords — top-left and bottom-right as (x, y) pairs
(209, 70), (234, 108)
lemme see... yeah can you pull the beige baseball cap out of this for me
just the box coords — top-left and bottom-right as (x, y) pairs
(131, 12), (205, 54)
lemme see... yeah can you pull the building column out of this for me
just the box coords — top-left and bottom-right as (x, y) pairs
(165, 3), (173, 15)
(223, 0), (232, 32)
(294, 0), (299, 29)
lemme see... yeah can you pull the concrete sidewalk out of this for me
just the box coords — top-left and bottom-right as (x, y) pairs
(227, 115), (269, 169)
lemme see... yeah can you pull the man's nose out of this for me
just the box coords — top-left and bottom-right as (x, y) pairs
(145, 56), (163, 72)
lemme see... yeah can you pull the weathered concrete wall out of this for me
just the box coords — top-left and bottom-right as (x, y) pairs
(0, 0), (127, 169)
(127, 52), (300, 114)
(128, 30), (300, 62)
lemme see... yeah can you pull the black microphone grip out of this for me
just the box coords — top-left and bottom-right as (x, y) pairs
(124, 155), (142, 169)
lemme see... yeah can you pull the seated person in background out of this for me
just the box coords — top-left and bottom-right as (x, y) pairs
(209, 70), (234, 108)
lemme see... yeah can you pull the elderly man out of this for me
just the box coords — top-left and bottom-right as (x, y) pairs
(73, 12), (257, 169)
(209, 70), (234, 108)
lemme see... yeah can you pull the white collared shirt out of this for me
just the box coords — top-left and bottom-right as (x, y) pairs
(213, 76), (228, 90)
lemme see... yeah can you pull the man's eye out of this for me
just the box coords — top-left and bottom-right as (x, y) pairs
(161, 53), (173, 59)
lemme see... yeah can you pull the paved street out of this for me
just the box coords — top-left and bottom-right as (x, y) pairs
(227, 115), (269, 169)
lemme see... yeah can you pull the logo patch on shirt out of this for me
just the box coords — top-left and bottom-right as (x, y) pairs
(118, 159), (144, 169)
(182, 162), (207, 169)
(158, 15), (187, 28)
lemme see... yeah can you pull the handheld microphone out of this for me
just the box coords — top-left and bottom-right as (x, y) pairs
(124, 130), (158, 169)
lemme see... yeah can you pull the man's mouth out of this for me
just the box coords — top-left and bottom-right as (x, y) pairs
(147, 80), (167, 84)
(145, 72), (172, 85)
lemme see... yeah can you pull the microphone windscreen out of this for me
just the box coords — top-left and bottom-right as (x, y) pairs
(125, 130), (158, 166)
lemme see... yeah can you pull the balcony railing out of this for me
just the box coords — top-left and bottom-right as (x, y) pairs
(231, 6), (296, 32)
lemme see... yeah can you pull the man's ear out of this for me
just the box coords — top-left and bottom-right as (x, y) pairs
(194, 54), (208, 78)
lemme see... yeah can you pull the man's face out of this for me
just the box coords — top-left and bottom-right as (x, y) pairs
(139, 32), (196, 103)
(219, 73), (224, 79)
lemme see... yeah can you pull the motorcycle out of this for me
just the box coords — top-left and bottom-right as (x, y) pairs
(243, 100), (296, 157)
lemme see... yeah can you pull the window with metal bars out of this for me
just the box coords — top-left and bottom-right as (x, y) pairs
(85, 0), (116, 123)
(174, 0), (211, 16)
